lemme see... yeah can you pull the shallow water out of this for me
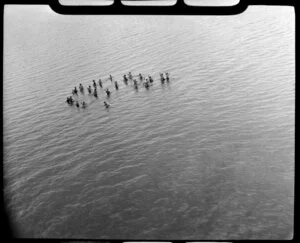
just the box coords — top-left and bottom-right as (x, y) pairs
(3, 5), (294, 239)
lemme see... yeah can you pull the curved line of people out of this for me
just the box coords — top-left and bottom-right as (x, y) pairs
(67, 72), (170, 108)
(123, 72), (169, 90)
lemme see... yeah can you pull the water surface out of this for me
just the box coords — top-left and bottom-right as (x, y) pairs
(4, 5), (294, 239)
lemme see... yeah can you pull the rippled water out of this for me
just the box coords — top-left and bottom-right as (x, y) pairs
(4, 5), (294, 239)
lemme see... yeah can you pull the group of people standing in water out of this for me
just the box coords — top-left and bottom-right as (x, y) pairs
(66, 71), (170, 109)
(66, 96), (87, 108)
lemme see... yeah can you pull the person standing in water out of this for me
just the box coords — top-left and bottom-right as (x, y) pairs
(133, 79), (138, 90)
(160, 73), (165, 83)
(73, 87), (78, 95)
(87, 85), (92, 94)
(114, 81), (119, 90)
(166, 72), (169, 81)
(160, 73), (165, 81)
(106, 88), (111, 97)
(123, 75), (128, 85)
(66, 96), (74, 105)
(104, 101), (110, 108)
(99, 79), (103, 88)
(93, 89), (98, 98)
(79, 84), (84, 92)
(149, 76), (154, 83)
(139, 73), (143, 81)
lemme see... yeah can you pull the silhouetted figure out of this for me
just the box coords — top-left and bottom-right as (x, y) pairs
(160, 73), (165, 83)
(160, 73), (165, 81)
(139, 73), (143, 81)
(87, 85), (92, 94)
(166, 72), (169, 82)
(94, 89), (98, 98)
(123, 75), (128, 85)
(66, 96), (74, 105)
(72, 87), (78, 95)
(133, 80), (138, 90)
(104, 101), (110, 108)
(79, 84), (84, 93)
(149, 76), (154, 83)
(106, 89), (111, 97)
(99, 79), (103, 88)
(115, 81), (119, 90)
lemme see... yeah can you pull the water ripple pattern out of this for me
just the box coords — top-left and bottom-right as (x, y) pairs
(3, 5), (294, 240)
